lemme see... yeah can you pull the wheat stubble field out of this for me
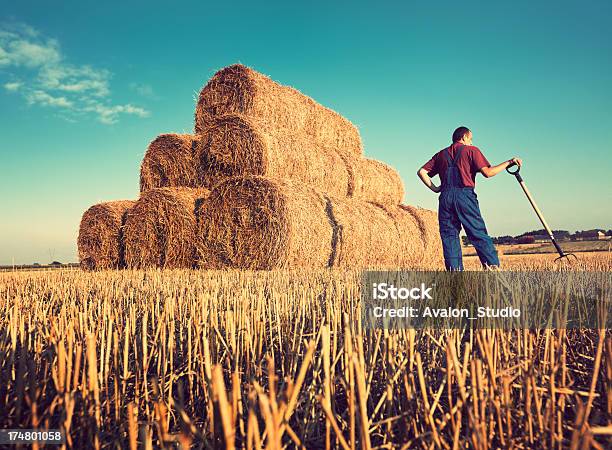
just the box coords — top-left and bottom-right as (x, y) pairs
(0, 252), (610, 449)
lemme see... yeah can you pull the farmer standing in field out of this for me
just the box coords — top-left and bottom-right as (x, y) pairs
(417, 127), (522, 270)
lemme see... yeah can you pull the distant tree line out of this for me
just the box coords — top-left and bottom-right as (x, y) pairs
(462, 229), (612, 246)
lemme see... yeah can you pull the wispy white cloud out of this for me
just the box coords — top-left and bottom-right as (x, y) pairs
(0, 22), (149, 124)
(38, 65), (110, 97)
(3, 38), (61, 67)
(4, 81), (21, 91)
(26, 90), (73, 108)
(130, 82), (155, 98)
(83, 103), (149, 125)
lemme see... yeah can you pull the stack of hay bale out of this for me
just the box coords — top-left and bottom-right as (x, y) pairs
(78, 64), (442, 270)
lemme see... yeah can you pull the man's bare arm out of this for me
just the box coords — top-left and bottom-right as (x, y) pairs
(480, 157), (522, 178)
(417, 167), (441, 193)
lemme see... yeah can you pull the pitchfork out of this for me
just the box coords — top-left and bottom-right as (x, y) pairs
(506, 162), (577, 263)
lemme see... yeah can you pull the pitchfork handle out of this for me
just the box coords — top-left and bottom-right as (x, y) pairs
(506, 161), (521, 175)
(506, 161), (523, 182)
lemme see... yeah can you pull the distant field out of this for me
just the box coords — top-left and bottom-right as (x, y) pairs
(464, 249), (611, 270)
(0, 263), (79, 272)
(464, 239), (611, 256)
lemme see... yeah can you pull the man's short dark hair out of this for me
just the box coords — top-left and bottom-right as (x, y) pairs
(452, 126), (471, 143)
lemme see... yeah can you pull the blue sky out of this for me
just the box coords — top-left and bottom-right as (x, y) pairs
(1, 0), (611, 264)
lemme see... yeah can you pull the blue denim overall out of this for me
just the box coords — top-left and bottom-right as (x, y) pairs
(438, 145), (500, 270)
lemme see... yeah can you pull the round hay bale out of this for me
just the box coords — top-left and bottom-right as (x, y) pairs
(196, 176), (432, 270)
(78, 200), (135, 270)
(196, 114), (351, 197)
(400, 205), (444, 268)
(140, 134), (199, 192)
(328, 201), (424, 269)
(195, 177), (332, 269)
(195, 64), (363, 156)
(345, 157), (405, 205)
(124, 187), (210, 269)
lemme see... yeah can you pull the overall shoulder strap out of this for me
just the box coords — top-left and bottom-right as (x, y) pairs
(452, 145), (465, 164)
(444, 145), (454, 165)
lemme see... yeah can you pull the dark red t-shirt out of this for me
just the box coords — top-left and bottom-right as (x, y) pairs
(422, 143), (491, 188)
